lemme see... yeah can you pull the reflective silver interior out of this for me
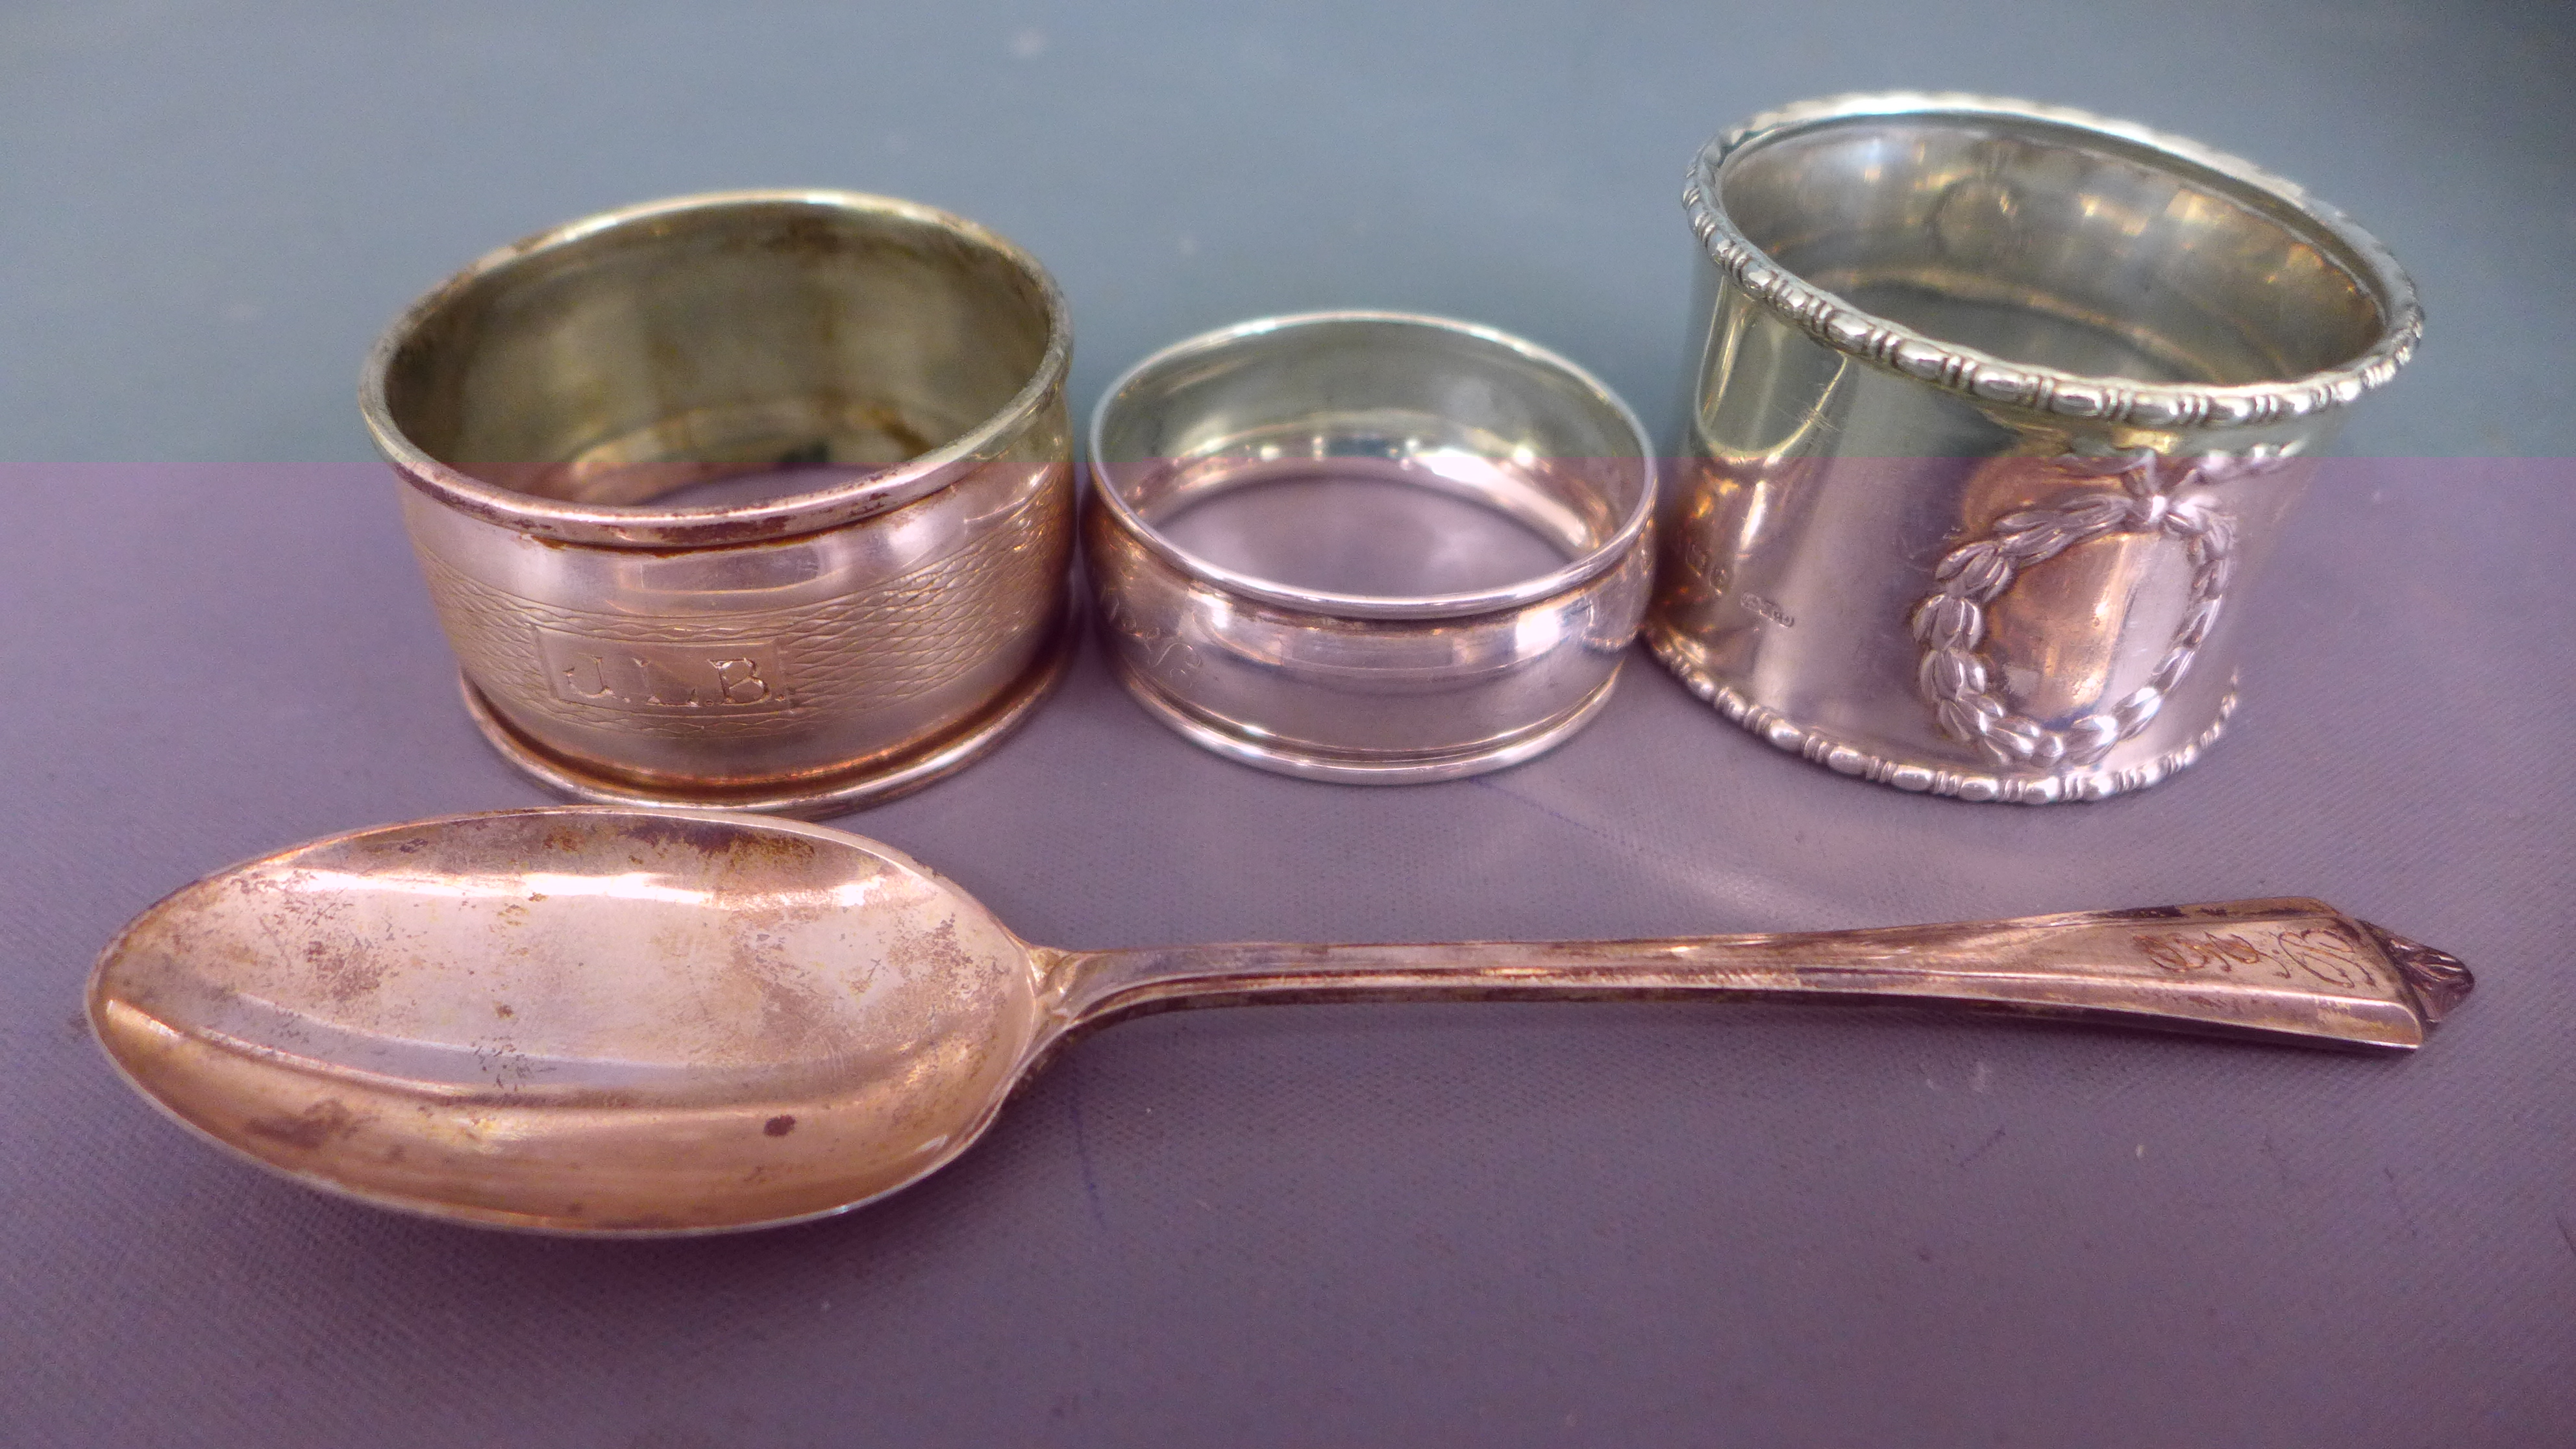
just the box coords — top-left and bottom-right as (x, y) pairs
(379, 198), (1056, 504)
(1093, 316), (1652, 593)
(1083, 312), (1655, 782)
(1719, 116), (2392, 385)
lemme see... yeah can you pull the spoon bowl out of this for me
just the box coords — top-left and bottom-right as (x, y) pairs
(90, 807), (2471, 1235)
(90, 810), (1050, 1232)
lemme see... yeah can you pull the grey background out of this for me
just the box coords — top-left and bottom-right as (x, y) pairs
(4, 2), (2572, 1445)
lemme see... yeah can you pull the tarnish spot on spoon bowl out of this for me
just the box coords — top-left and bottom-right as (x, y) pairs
(245, 1098), (365, 1152)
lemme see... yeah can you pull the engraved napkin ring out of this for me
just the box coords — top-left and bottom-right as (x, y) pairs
(362, 190), (1076, 815)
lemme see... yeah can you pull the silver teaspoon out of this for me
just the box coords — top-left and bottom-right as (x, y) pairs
(88, 807), (2471, 1236)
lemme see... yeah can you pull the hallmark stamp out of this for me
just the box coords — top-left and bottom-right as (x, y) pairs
(1735, 592), (1796, 628)
(536, 628), (791, 713)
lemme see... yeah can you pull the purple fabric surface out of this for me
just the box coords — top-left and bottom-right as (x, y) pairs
(5, 3), (2573, 1444)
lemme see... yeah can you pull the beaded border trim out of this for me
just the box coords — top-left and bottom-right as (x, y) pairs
(1682, 92), (2421, 430)
(1649, 623), (2239, 805)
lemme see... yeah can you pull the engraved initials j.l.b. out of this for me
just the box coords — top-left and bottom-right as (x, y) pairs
(536, 628), (791, 713)
(711, 658), (769, 704)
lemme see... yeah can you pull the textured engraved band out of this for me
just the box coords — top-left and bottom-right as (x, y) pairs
(458, 600), (1079, 818)
(414, 475), (1067, 746)
(1683, 93), (2421, 430)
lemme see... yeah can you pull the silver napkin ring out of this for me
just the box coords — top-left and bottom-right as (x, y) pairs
(1085, 311), (1657, 783)
(1649, 93), (2420, 802)
(362, 190), (1077, 815)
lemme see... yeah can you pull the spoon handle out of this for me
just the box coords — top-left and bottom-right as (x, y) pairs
(1043, 898), (2471, 1051)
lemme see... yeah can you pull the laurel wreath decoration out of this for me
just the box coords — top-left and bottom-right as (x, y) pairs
(1909, 444), (2295, 771)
